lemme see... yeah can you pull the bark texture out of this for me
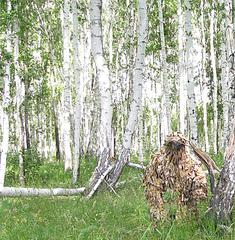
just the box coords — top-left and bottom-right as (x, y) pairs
(107, 0), (148, 187)
(0, 187), (85, 197)
(85, 0), (113, 197)
(185, 0), (197, 143)
(209, 119), (235, 223)
(0, 0), (11, 189)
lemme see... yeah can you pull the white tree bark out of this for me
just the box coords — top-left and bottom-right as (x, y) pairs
(210, 5), (218, 154)
(107, 0), (148, 187)
(85, 0), (113, 197)
(90, 0), (113, 152)
(61, 0), (72, 171)
(72, 0), (82, 184)
(200, 0), (209, 152)
(224, 0), (235, 141)
(185, 0), (198, 143)
(221, 19), (230, 149)
(177, 0), (186, 135)
(13, 13), (25, 185)
(0, 187), (85, 197)
(0, 0), (11, 189)
(158, 0), (170, 139)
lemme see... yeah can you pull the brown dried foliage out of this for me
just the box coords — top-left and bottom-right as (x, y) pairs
(143, 133), (218, 223)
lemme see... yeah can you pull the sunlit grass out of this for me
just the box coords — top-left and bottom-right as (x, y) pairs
(0, 154), (234, 239)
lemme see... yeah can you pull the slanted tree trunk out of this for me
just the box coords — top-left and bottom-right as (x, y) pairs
(85, 0), (113, 196)
(72, 0), (82, 184)
(209, 119), (235, 223)
(0, 0), (11, 189)
(185, 0), (198, 143)
(107, 0), (148, 187)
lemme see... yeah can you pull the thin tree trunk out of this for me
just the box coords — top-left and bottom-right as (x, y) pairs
(0, 0), (11, 189)
(200, 0), (209, 152)
(158, 0), (171, 137)
(13, 12), (25, 186)
(72, 0), (82, 184)
(177, 0), (186, 135)
(210, 4), (218, 154)
(107, 0), (148, 187)
(185, 0), (198, 143)
(61, 0), (72, 170)
(221, 19), (230, 149)
(0, 187), (85, 197)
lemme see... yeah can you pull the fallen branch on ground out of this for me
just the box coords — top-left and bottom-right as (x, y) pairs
(127, 162), (146, 170)
(0, 187), (85, 197)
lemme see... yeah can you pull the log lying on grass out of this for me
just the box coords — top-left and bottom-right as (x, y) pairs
(127, 162), (146, 170)
(0, 187), (85, 197)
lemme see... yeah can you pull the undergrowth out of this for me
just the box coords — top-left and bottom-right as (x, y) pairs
(0, 153), (234, 239)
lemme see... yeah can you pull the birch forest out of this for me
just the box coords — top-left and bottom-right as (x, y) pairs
(0, 0), (235, 239)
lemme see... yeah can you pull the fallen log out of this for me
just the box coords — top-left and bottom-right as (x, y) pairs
(127, 162), (146, 170)
(0, 187), (85, 197)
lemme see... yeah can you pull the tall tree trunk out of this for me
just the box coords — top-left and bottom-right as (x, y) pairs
(13, 11), (25, 186)
(200, 0), (210, 152)
(158, 0), (171, 141)
(107, 0), (148, 187)
(221, 19), (230, 149)
(61, 0), (72, 171)
(225, 0), (235, 139)
(0, 0), (11, 188)
(210, 3), (218, 154)
(185, 0), (198, 143)
(177, 0), (186, 135)
(85, 0), (113, 196)
(72, 0), (82, 184)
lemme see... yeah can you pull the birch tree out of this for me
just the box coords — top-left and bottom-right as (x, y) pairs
(177, 0), (186, 135)
(85, 0), (113, 196)
(72, 0), (82, 184)
(200, 0), (209, 152)
(210, 3), (218, 154)
(107, 0), (148, 187)
(0, 0), (11, 188)
(13, 10), (25, 185)
(185, 0), (198, 143)
(209, 118), (235, 223)
(61, 0), (72, 170)
(158, 0), (171, 141)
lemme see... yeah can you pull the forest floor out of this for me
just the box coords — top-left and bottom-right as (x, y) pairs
(0, 154), (235, 240)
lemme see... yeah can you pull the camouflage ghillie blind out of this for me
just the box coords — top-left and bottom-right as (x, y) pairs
(143, 133), (219, 223)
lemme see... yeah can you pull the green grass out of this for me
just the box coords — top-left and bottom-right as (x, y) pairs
(0, 156), (235, 240)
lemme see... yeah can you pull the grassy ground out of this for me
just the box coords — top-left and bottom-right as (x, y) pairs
(0, 155), (235, 240)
